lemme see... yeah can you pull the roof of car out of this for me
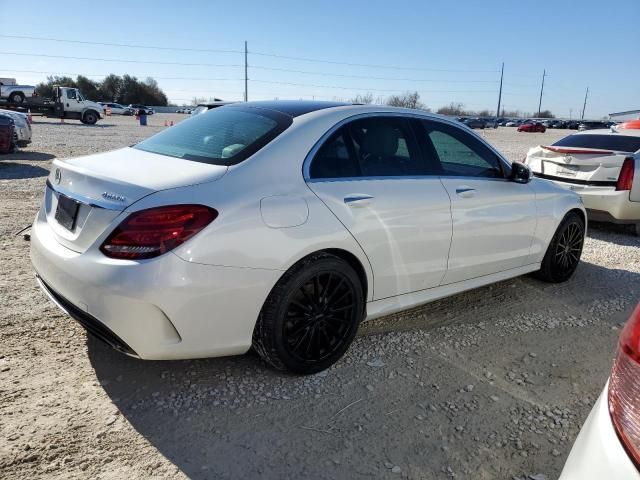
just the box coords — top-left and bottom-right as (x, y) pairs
(576, 127), (640, 137)
(228, 100), (349, 117)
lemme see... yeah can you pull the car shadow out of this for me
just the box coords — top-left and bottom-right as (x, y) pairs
(0, 162), (49, 179)
(87, 259), (639, 479)
(1, 151), (55, 161)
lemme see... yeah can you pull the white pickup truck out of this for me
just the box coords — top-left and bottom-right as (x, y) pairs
(0, 78), (36, 104)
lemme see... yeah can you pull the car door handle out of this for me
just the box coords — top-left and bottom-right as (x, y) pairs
(455, 186), (476, 198)
(344, 194), (374, 207)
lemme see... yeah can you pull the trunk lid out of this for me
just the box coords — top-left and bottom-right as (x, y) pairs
(525, 145), (629, 187)
(45, 147), (227, 252)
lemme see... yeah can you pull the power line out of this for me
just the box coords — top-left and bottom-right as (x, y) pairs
(0, 34), (244, 54)
(250, 50), (500, 73)
(251, 65), (499, 83)
(0, 51), (241, 67)
(0, 33), (499, 73)
(251, 79), (498, 93)
(0, 69), (243, 82)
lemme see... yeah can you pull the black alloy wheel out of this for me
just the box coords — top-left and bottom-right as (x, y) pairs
(535, 212), (585, 283)
(253, 253), (363, 374)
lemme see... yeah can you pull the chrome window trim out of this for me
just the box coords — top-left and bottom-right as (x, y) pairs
(302, 111), (512, 182)
(307, 175), (512, 184)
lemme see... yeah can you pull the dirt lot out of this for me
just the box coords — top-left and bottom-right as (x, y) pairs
(1, 114), (639, 480)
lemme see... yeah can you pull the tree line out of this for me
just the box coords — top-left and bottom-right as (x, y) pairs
(35, 75), (168, 106)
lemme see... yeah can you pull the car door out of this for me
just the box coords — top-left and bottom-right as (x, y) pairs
(416, 119), (537, 284)
(305, 115), (452, 300)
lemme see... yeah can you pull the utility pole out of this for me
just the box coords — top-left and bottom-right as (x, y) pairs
(495, 62), (504, 125)
(244, 41), (248, 102)
(581, 87), (589, 120)
(537, 69), (546, 117)
(569, 108), (572, 120)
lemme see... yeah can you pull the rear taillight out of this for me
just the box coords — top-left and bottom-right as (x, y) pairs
(100, 204), (217, 260)
(609, 303), (640, 468)
(616, 157), (635, 191)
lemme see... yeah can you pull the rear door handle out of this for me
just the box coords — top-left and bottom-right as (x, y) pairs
(455, 186), (476, 198)
(344, 194), (374, 207)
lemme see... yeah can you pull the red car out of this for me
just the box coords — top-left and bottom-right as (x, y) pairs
(518, 121), (546, 133)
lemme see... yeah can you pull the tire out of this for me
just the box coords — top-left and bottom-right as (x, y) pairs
(82, 111), (98, 125)
(8, 92), (25, 104)
(534, 212), (585, 283)
(252, 253), (364, 374)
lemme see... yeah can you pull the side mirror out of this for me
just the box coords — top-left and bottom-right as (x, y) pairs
(510, 161), (531, 184)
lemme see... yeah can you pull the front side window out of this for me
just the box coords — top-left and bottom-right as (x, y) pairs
(134, 107), (292, 165)
(66, 89), (77, 100)
(421, 121), (504, 178)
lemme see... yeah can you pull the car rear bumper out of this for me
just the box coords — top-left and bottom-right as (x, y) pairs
(560, 384), (639, 479)
(535, 177), (639, 223)
(30, 208), (282, 360)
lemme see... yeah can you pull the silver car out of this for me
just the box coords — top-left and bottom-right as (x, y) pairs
(0, 109), (32, 147)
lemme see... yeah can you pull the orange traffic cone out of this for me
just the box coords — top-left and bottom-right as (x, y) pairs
(164, 120), (168, 127)
(27, 109), (33, 124)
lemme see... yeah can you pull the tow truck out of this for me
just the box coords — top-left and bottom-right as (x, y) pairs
(1, 85), (104, 125)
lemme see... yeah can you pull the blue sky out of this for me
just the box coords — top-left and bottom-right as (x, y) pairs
(1, 0), (638, 118)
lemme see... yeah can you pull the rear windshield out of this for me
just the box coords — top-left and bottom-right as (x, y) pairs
(134, 107), (292, 165)
(553, 134), (640, 153)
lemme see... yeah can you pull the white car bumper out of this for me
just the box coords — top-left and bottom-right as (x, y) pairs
(538, 178), (640, 223)
(560, 383), (640, 480)
(30, 207), (281, 360)
(14, 124), (31, 145)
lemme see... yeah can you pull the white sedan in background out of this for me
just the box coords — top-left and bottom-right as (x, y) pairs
(525, 124), (640, 235)
(0, 108), (31, 147)
(560, 302), (640, 479)
(98, 103), (133, 116)
(31, 101), (585, 374)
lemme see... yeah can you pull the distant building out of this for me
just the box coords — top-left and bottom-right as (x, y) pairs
(609, 109), (640, 121)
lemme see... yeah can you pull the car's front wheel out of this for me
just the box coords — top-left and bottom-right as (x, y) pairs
(534, 212), (585, 283)
(253, 253), (364, 374)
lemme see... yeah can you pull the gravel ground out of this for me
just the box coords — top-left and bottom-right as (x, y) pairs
(1, 114), (639, 480)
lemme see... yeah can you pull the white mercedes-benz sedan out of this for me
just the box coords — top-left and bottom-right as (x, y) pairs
(560, 303), (640, 480)
(31, 101), (586, 374)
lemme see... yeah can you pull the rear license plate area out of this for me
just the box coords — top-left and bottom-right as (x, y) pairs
(55, 194), (81, 231)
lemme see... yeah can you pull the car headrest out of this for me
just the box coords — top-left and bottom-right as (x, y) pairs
(361, 126), (399, 158)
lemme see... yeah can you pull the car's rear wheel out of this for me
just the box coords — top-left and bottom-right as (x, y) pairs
(253, 253), (364, 374)
(534, 212), (585, 283)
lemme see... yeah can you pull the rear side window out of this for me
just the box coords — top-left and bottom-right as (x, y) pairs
(553, 134), (640, 153)
(309, 116), (426, 179)
(134, 107), (292, 165)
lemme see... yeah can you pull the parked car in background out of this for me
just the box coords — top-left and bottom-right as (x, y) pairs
(560, 302), (640, 479)
(99, 103), (133, 115)
(518, 121), (546, 133)
(462, 118), (487, 129)
(31, 101), (585, 374)
(579, 121), (609, 131)
(552, 120), (568, 129)
(0, 78), (37, 104)
(128, 104), (154, 115)
(525, 124), (640, 235)
(0, 114), (15, 154)
(0, 109), (31, 147)
(505, 120), (519, 127)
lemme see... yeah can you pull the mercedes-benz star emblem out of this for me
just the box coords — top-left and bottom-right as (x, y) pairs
(54, 168), (62, 184)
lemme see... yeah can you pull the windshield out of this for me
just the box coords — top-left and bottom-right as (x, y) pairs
(553, 133), (640, 152)
(134, 106), (292, 165)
